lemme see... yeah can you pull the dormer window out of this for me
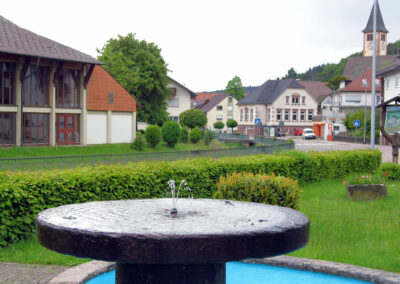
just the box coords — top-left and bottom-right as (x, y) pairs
(292, 96), (299, 104)
(108, 92), (114, 104)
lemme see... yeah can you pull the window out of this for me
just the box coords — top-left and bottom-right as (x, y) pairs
(240, 109), (243, 121)
(267, 109), (270, 122)
(227, 115), (233, 120)
(381, 34), (386, 41)
(108, 92), (114, 104)
(334, 126), (340, 131)
(216, 115), (223, 121)
(227, 106), (233, 111)
(386, 79), (391, 90)
(228, 97), (233, 103)
(170, 116), (179, 122)
(217, 105), (223, 111)
(168, 88), (177, 96)
(302, 97), (305, 105)
(56, 69), (81, 108)
(345, 95), (361, 103)
(376, 95), (381, 105)
(0, 62), (16, 105)
(244, 108), (249, 121)
(367, 34), (373, 41)
(308, 110), (313, 121)
(277, 110), (282, 121)
(56, 114), (80, 145)
(250, 109), (253, 121)
(292, 110), (298, 121)
(22, 65), (50, 106)
(300, 110), (305, 121)
(23, 113), (49, 145)
(286, 96), (289, 105)
(0, 112), (16, 145)
(167, 98), (179, 107)
(284, 110), (290, 121)
(291, 96), (299, 104)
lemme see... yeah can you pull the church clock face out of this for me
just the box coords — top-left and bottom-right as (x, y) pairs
(381, 42), (386, 51)
(367, 42), (373, 50)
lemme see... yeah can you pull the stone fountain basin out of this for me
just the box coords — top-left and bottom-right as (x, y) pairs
(36, 199), (309, 264)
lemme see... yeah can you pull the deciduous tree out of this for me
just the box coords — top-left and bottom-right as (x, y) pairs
(225, 76), (245, 101)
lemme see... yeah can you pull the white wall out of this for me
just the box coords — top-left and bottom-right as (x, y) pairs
(167, 81), (192, 121)
(111, 113), (132, 143)
(384, 72), (400, 102)
(87, 112), (107, 144)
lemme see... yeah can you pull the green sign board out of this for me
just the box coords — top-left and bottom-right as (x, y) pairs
(385, 107), (400, 135)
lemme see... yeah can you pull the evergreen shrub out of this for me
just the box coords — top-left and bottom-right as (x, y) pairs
(180, 127), (189, 143)
(145, 125), (162, 147)
(189, 127), (202, 143)
(162, 121), (181, 148)
(130, 133), (145, 150)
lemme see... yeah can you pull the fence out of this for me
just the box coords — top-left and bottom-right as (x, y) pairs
(0, 135), (294, 172)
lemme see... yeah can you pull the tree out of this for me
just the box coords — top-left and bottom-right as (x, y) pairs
(225, 76), (245, 101)
(97, 33), (170, 125)
(162, 121), (181, 148)
(284, 67), (298, 79)
(226, 119), (238, 132)
(327, 75), (350, 91)
(179, 109), (207, 129)
(213, 121), (225, 131)
(145, 125), (162, 147)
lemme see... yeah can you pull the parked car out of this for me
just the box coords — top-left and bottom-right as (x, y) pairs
(294, 129), (303, 136)
(302, 128), (316, 139)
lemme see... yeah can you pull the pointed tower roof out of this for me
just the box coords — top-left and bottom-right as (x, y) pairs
(362, 1), (388, 33)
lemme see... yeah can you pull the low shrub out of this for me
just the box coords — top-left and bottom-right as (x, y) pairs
(214, 172), (299, 209)
(203, 129), (215, 145)
(130, 133), (145, 150)
(180, 127), (189, 143)
(162, 121), (181, 148)
(378, 162), (400, 180)
(145, 125), (162, 147)
(189, 127), (202, 143)
(213, 121), (224, 130)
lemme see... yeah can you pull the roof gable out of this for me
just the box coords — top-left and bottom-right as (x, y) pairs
(238, 79), (304, 105)
(343, 55), (399, 80)
(168, 77), (197, 99)
(362, 1), (388, 33)
(297, 81), (332, 100)
(0, 15), (101, 64)
(341, 69), (381, 92)
(193, 94), (228, 113)
(87, 66), (136, 112)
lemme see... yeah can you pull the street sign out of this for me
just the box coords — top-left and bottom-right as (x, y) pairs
(254, 118), (261, 125)
(353, 120), (361, 128)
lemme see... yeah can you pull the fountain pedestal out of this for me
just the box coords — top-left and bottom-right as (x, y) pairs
(36, 199), (309, 284)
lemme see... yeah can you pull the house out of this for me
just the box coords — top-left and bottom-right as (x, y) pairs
(86, 66), (137, 144)
(0, 15), (137, 147)
(236, 79), (330, 137)
(191, 94), (238, 131)
(167, 77), (197, 122)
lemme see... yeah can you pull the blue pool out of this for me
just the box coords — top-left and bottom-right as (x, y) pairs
(86, 262), (371, 284)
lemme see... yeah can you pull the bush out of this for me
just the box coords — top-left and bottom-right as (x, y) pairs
(213, 121), (224, 130)
(180, 127), (189, 143)
(214, 172), (299, 209)
(130, 133), (146, 150)
(145, 125), (162, 147)
(179, 109), (207, 129)
(189, 127), (202, 143)
(162, 121), (181, 148)
(378, 163), (400, 180)
(203, 129), (215, 145)
(0, 149), (381, 247)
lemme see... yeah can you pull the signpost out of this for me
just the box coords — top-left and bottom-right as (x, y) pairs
(353, 120), (360, 143)
(255, 118), (262, 136)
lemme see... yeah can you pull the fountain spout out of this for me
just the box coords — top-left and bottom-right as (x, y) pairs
(167, 179), (191, 215)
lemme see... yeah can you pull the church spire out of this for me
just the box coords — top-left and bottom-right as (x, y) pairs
(362, 0), (388, 33)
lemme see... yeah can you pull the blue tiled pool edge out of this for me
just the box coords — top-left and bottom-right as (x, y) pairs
(48, 256), (400, 284)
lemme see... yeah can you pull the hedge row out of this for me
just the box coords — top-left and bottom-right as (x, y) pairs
(0, 149), (381, 247)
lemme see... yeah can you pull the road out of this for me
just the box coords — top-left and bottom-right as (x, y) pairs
(283, 136), (394, 164)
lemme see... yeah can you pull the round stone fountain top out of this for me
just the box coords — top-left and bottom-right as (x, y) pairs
(36, 199), (309, 264)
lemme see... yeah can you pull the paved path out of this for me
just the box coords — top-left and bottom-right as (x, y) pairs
(0, 262), (68, 283)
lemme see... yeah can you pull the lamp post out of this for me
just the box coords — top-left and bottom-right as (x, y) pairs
(362, 78), (368, 144)
(371, 0), (378, 149)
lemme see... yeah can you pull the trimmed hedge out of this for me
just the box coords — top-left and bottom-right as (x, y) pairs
(214, 172), (299, 209)
(0, 149), (381, 247)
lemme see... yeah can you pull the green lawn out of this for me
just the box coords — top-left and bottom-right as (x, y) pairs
(0, 179), (399, 272)
(0, 140), (243, 159)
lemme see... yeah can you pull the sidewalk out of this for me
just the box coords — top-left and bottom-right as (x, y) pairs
(0, 262), (68, 284)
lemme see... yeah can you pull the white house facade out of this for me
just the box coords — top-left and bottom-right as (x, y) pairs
(167, 77), (197, 122)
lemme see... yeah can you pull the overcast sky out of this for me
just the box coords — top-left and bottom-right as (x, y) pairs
(2, 0), (400, 92)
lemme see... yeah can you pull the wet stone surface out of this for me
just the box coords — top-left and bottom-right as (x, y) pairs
(36, 199), (309, 264)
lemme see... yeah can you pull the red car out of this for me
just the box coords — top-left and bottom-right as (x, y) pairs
(294, 129), (303, 136)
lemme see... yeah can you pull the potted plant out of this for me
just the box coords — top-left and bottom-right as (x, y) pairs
(343, 172), (388, 201)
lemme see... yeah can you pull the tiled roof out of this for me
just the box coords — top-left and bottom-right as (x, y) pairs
(87, 66), (136, 112)
(377, 60), (400, 76)
(195, 92), (222, 101)
(192, 94), (228, 113)
(237, 79), (304, 105)
(342, 55), (399, 80)
(341, 69), (381, 92)
(297, 81), (332, 100)
(0, 15), (101, 64)
(362, 1), (388, 33)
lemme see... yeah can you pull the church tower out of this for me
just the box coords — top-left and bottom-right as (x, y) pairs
(363, 1), (388, 57)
